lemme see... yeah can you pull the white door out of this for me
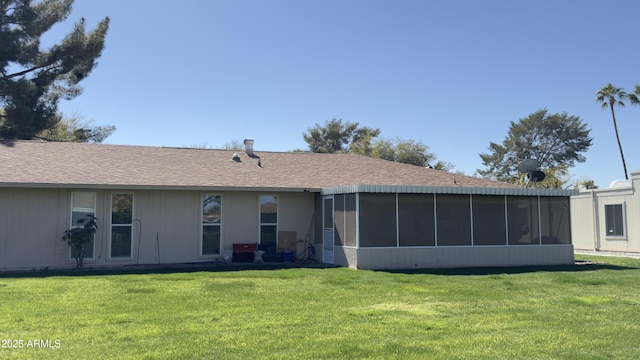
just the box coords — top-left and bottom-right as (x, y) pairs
(323, 196), (334, 264)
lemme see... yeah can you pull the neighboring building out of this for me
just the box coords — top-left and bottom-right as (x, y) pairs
(0, 140), (575, 271)
(571, 171), (640, 253)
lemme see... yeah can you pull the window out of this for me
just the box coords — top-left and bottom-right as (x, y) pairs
(70, 192), (96, 260)
(260, 195), (277, 249)
(111, 194), (133, 258)
(334, 195), (345, 246)
(605, 203), (625, 238)
(507, 196), (539, 245)
(398, 194), (435, 247)
(539, 197), (571, 244)
(436, 195), (471, 246)
(359, 193), (397, 247)
(314, 193), (323, 245)
(202, 195), (221, 255)
(472, 195), (506, 246)
(344, 194), (357, 247)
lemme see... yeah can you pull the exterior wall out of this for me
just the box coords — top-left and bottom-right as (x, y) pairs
(134, 190), (200, 265)
(0, 185), (579, 271)
(0, 188), (69, 270)
(570, 192), (597, 250)
(350, 245), (574, 270)
(0, 188), (315, 271)
(570, 171), (640, 253)
(278, 192), (316, 254)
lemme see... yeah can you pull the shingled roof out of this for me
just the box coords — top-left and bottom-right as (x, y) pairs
(0, 140), (518, 191)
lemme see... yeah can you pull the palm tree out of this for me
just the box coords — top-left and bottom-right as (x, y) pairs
(627, 84), (640, 105)
(596, 83), (628, 180)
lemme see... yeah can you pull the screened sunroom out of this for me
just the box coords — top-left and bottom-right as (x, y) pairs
(318, 185), (575, 269)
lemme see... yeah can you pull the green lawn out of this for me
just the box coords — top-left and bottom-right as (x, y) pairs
(1, 255), (639, 359)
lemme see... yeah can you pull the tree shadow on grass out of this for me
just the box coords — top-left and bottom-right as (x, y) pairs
(0, 261), (338, 279)
(380, 260), (638, 276)
(0, 260), (636, 279)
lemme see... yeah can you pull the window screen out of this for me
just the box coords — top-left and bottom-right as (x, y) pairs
(398, 194), (435, 246)
(334, 195), (345, 246)
(539, 197), (571, 244)
(472, 195), (506, 246)
(507, 196), (539, 245)
(344, 194), (357, 247)
(436, 195), (471, 246)
(359, 193), (397, 247)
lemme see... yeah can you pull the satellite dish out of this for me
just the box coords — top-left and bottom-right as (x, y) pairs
(517, 159), (539, 174)
(527, 170), (546, 182)
(516, 159), (546, 186)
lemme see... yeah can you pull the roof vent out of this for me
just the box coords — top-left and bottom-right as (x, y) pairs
(243, 138), (262, 167)
(232, 153), (241, 162)
(244, 138), (255, 157)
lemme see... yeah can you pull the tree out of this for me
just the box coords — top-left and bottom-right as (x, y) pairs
(347, 126), (380, 156)
(575, 178), (598, 190)
(221, 139), (243, 150)
(530, 165), (569, 189)
(187, 139), (243, 150)
(628, 84), (640, 105)
(596, 83), (629, 180)
(302, 118), (381, 153)
(477, 109), (592, 185)
(368, 137), (441, 168)
(61, 214), (97, 268)
(304, 119), (454, 169)
(35, 115), (115, 142)
(0, 0), (110, 139)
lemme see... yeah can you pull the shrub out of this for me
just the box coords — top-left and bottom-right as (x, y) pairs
(61, 215), (98, 268)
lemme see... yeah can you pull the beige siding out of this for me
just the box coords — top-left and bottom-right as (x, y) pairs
(220, 192), (315, 251)
(110, 190), (316, 266)
(221, 192), (259, 248)
(278, 192), (315, 256)
(598, 189), (640, 252)
(0, 188), (316, 270)
(0, 188), (69, 270)
(570, 193), (597, 250)
(134, 190), (200, 264)
(570, 172), (640, 253)
(353, 245), (574, 270)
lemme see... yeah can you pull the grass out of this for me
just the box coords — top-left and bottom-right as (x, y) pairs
(1, 255), (640, 359)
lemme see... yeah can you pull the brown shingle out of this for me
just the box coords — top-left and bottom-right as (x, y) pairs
(0, 140), (517, 190)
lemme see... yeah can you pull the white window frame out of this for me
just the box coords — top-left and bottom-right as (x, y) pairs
(201, 194), (222, 257)
(109, 193), (134, 260)
(70, 192), (97, 261)
(603, 202), (626, 240)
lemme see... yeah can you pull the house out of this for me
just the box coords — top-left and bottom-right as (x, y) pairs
(570, 171), (640, 253)
(0, 139), (576, 271)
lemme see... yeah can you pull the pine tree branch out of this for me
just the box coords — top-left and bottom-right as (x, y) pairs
(2, 64), (50, 80)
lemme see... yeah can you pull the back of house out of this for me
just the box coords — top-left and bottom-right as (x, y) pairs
(0, 140), (576, 271)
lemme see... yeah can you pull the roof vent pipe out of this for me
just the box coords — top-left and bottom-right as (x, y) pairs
(244, 138), (255, 157)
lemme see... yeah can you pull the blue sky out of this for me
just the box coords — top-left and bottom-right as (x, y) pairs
(49, 0), (640, 188)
